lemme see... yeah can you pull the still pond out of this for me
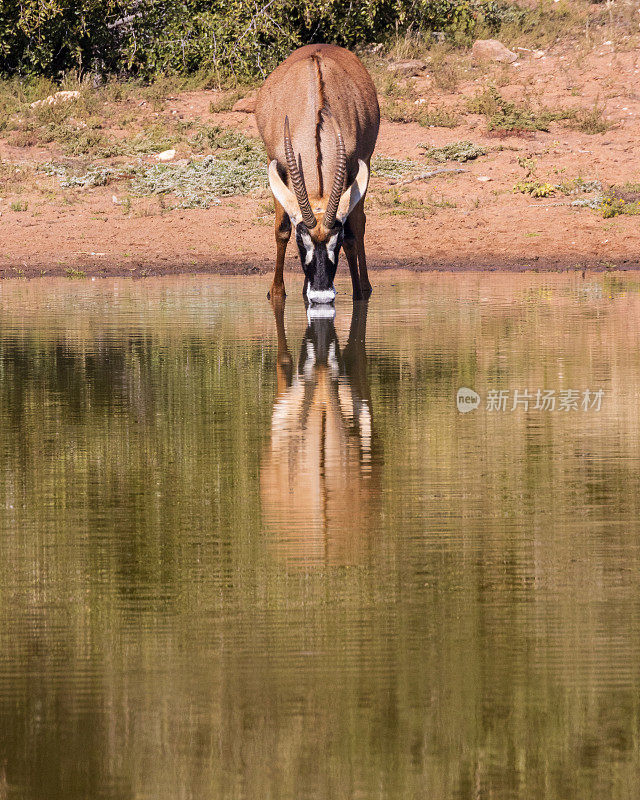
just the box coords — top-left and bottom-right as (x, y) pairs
(0, 272), (638, 799)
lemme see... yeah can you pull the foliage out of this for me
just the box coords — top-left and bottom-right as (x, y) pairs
(382, 97), (459, 127)
(421, 140), (486, 162)
(130, 152), (267, 207)
(416, 106), (460, 128)
(566, 103), (612, 135)
(467, 86), (574, 133)
(39, 129), (268, 207)
(601, 196), (640, 218)
(514, 177), (604, 201)
(39, 162), (129, 187)
(556, 177), (602, 196)
(513, 180), (555, 198)
(0, 0), (522, 81)
(371, 155), (419, 179)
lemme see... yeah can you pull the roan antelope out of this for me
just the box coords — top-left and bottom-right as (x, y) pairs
(255, 44), (380, 304)
(260, 303), (380, 566)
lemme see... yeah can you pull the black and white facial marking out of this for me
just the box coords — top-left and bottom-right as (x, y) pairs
(295, 222), (344, 305)
(298, 318), (341, 378)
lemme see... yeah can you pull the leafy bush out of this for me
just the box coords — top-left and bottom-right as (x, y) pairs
(39, 128), (268, 207)
(513, 180), (555, 198)
(601, 196), (640, 218)
(0, 0), (520, 81)
(421, 140), (486, 162)
(467, 86), (574, 133)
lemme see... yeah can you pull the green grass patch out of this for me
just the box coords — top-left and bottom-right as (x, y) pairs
(130, 154), (266, 208)
(565, 103), (612, 135)
(209, 91), (244, 113)
(371, 156), (419, 180)
(375, 186), (456, 217)
(466, 87), (574, 133)
(417, 106), (459, 128)
(38, 127), (268, 207)
(557, 177), (603, 196)
(420, 140), (486, 162)
(382, 98), (459, 128)
(514, 176), (603, 201)
(39, 163), (130, 188)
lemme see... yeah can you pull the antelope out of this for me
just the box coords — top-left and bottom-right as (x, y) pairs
(255, 44), (380, 305)
(260, 303), (380, 566)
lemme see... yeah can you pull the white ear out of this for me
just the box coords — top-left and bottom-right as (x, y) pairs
(336, 160), (369, 223)
(268, 160), (301, 224)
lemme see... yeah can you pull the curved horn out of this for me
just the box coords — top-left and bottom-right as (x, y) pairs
(283, 116), (316, 229)
(323, 113), (347, 230)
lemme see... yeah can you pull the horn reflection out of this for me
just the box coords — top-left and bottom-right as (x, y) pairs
(261, 301), (379, 567)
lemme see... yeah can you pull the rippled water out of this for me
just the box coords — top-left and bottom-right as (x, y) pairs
(0, 272), (639, 800)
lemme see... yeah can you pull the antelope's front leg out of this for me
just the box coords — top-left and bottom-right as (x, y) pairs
(271, 298), (293, 396)
(351, 200), (372, 299)
(268, 197), (291, 302)
(343, 216), (363, 301)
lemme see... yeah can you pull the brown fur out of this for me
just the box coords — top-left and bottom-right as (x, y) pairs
(255, 44), (380, 300)
(260, 302), (379, 566)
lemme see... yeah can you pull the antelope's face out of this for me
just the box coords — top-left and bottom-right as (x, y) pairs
(296, 220), (344, 305)
(267, 113), (370, 306)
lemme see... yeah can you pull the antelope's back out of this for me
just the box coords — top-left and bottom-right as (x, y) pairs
(255, 45), (380, 197)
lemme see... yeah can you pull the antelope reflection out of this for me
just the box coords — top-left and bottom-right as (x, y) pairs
(261, 302), (379, 566)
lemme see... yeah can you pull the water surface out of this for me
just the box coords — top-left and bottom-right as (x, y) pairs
(0, 272), (639, 800)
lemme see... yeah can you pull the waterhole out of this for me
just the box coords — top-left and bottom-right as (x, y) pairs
(0, 272), (638, 799)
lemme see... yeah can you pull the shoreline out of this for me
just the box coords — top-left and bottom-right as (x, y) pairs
(1, 257), (638, 280)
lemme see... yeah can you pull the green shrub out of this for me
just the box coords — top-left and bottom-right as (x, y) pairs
(0, 0), (521, 82)
(513, 180), (554, 198)
(566, 104), (612, 135)
(467, 86), (574, 133)
(421, 140), (486, 162)
(601, 196), (640, 218)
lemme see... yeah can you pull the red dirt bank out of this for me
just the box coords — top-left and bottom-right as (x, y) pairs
(0, 42), (638, 278)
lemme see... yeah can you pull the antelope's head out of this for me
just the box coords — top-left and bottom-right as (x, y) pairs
(268, 115), (369, 305)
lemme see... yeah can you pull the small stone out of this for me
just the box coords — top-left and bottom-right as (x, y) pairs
(471, 39), (518, 64)
(232, 91), (257, 113)
(156, 149), (176, 162)
(477, 176), (492, 182)
(533, 50), (545, 59)
(387, 59), (427, 77)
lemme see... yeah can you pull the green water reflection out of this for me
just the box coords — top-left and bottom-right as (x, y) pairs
(0, 273), (638, 800)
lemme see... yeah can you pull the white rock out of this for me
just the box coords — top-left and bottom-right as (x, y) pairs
(30, 90), (80, 109)
(477, 176), (492, 182)
(156, 149), (176, 162)
(472, 39), (518, 64)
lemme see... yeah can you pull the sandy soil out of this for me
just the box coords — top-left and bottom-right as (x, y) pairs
(0, 41), (639, 280)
